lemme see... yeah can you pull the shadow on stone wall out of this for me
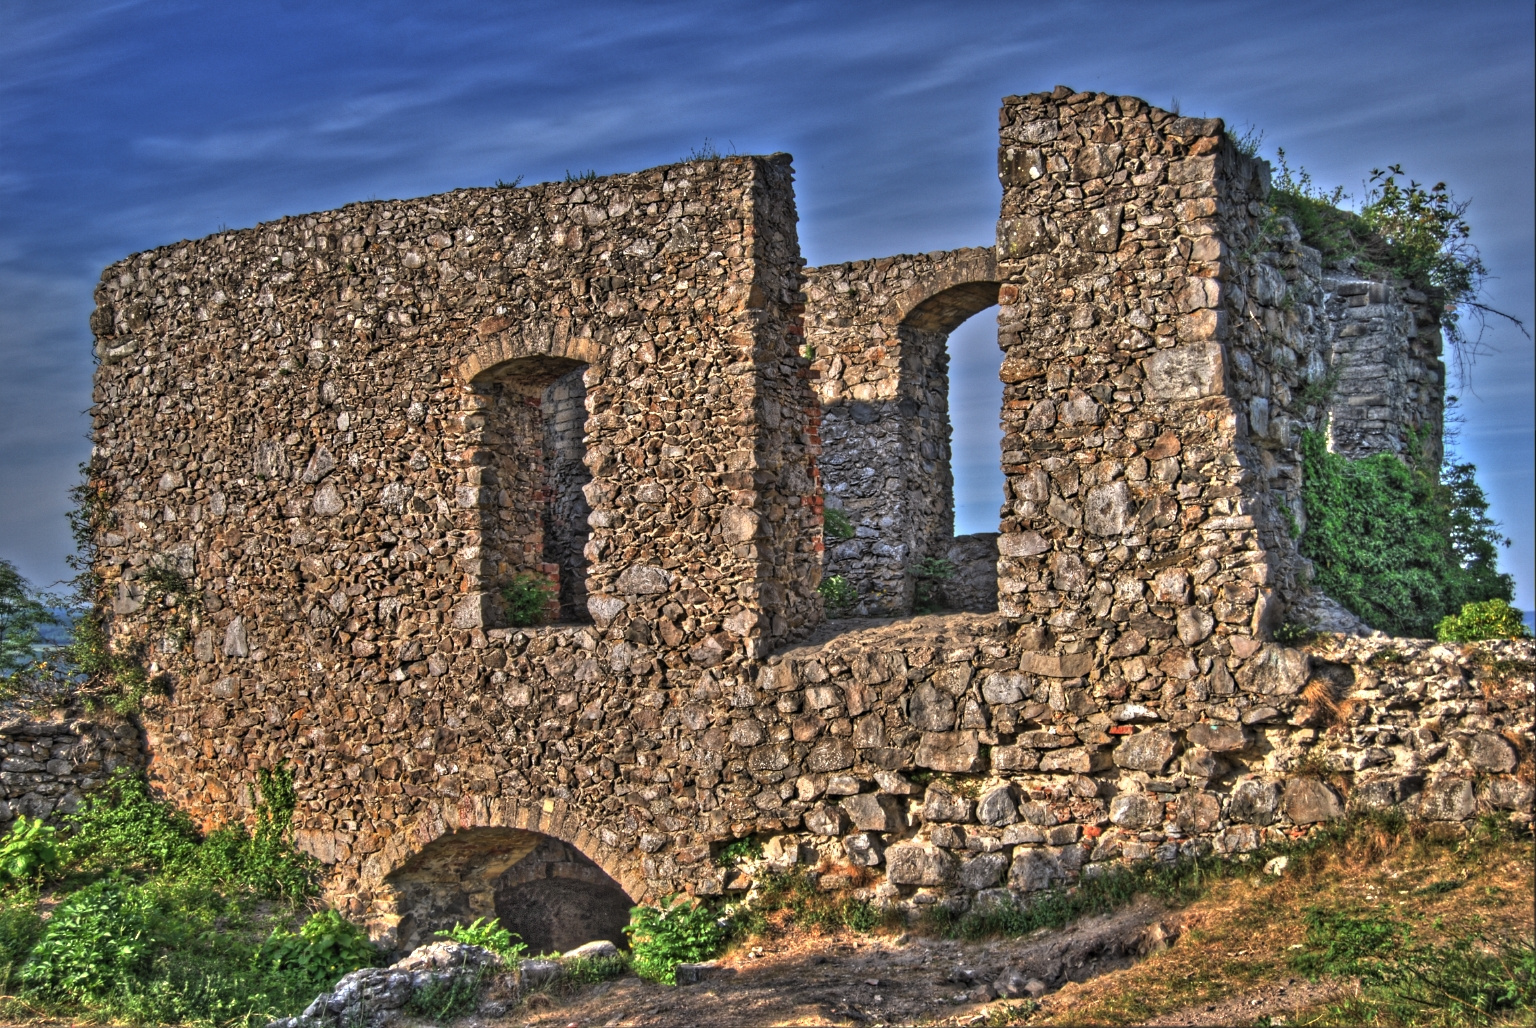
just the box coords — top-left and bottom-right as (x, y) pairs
(384, 826), (633, 953)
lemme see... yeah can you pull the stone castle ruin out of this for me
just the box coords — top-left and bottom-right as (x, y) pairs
(74, 87), (1529, 950)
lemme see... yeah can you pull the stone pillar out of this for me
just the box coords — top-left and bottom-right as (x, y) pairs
(994, 86), (1283, 666)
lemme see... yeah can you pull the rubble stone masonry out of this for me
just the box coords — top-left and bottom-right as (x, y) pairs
(73, 89), (1526, 948)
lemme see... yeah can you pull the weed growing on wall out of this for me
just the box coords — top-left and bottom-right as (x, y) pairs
(502, 571), (556, 627)
(1266, 151), (1527, 375)
(1298, 430), (1513, 637)
(822, 507), (856, 542)
(818, 574), (857, 617)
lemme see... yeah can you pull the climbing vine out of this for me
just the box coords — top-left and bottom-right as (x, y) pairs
(1297, 430), (1513, 638)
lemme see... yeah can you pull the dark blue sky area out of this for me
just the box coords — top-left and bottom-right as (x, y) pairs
(2, 0), (1532, 607)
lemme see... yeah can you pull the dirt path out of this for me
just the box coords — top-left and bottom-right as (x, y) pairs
(473, 898), (1173, 1027)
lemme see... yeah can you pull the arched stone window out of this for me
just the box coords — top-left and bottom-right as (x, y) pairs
(805, 247), (1004, 615)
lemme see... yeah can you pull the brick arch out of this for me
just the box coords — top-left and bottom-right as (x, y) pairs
(888, 246), (1001, 332)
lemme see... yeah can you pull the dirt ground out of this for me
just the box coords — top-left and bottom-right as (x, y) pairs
(451, 822), (1532, 1028)
(476, 897), (1172, 1027)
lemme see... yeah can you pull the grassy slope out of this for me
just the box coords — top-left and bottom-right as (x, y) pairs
(1019, 818), (1533, 1028)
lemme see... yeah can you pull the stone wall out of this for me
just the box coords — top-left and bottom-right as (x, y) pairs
(721, 627), (1533, 914)
(86, 154), (823, 936)
(1322, 273), (1445, 467)
(0, 716), (144, 828)
(82, 88), (1504, 946)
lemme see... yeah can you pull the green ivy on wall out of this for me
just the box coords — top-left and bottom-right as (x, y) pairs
(1297, 430), (1513, 638)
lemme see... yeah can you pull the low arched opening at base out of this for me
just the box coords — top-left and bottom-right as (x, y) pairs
(384, 826), (635, 954)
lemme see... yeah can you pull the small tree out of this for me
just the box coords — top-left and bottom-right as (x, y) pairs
(0, 559), (56, 678)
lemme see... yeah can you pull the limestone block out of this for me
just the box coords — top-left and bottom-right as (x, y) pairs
(921, 783), (973, 824)
(1112, 729), (1179, 773)
(804, 805), (848, 837)
(1459, 732), (1517, 773)
(1417, 778), (1475, 821)
(885, 842), (955, 886)
(976, 785), (1019, 827)
(1007, 848), (1062, 892)
(841, 793), (905, 833)
(1109, 792), (1164, 830)
(1230, 779), (1280, 825)
(959, 852), (1009, 891)
(1282, 778), (1342, 824)
(915, 731), (981, 773)
(843, 832), (883, 867)
(1187, 721), (1247, 752)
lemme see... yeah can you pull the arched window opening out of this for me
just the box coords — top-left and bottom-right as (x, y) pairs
(894, 280), (1004, 615)
(942, 309), (1006, 612)
(472, 356), (592, 625)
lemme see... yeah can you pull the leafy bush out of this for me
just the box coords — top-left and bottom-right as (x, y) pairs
(822, 507), (856, 542)
(1436, 599), (1532, 643)
(436, 915), (527, 960)
(63, 771), (200, 875)
(1299, 430), (1513, 637)
(501, 571), (555, 627)
(0, 817), (62, 884)
(818, 574), (857, 617)
(624, 896), (729, 984)
(21, 876), (157, 1001)
(259, 909), (380, 992)
(0, 896), (42, 986)
(909, 557), (957, 614)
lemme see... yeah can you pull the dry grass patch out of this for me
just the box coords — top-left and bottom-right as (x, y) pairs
(1016, 817), (1533, 1027)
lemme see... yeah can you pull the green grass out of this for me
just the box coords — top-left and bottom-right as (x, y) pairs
(0, 767), (375, 1028)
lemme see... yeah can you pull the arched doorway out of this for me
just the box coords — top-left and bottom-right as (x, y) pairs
(805, 247), (1003, 616)
(385, 826), (634, 954)
(892, 278), (1004, 614)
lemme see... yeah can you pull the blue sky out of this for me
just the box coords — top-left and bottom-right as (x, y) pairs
(2, 0), (1532, 610)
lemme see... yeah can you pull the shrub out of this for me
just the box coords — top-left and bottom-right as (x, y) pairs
(909, 557), (957, 614)
(1436, 599), (1531, 643)
(21, 876), (157, 1001)
(63, 771), (200, 875)
(818, 574), (857, 617)
(259, 909), (380, 992)
(624, 896), (728, 985)
(0, 817), (62, 885)
(436, 915), (527, 960)
(192, 764), (319, 899)
(1299, 430), (1513, 637)
(501, 571), (555, 627)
